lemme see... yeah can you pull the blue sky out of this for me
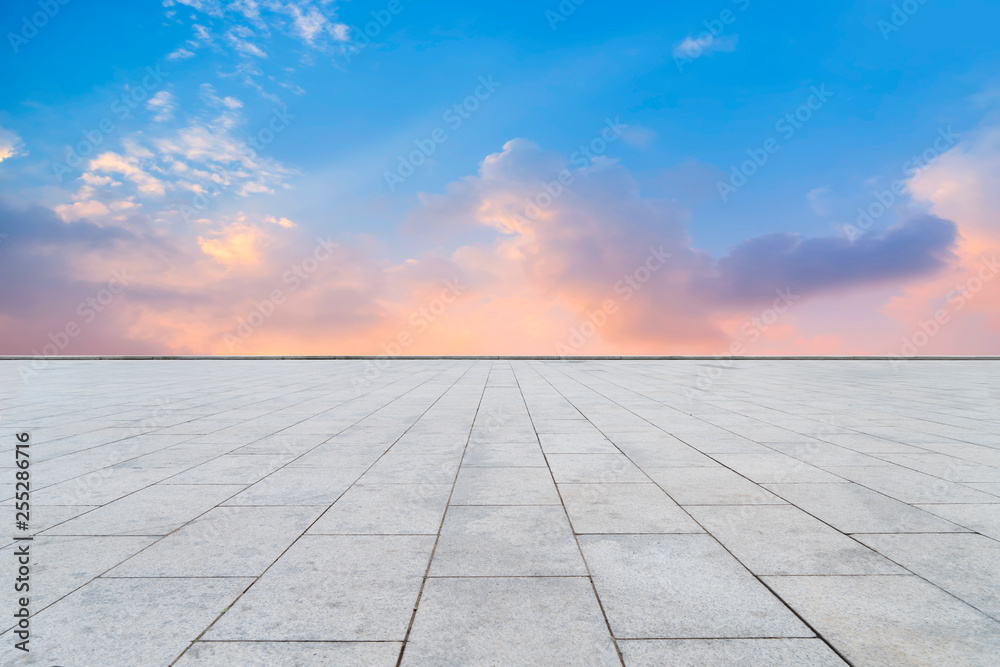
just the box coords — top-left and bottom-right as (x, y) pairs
(1, 0), (999, 355)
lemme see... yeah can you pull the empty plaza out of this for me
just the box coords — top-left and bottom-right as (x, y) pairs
(2, 359), (999, 665)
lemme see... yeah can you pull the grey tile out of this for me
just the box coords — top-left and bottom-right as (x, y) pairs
(763, 483), (970, 533)
(165, 454), (291, 485)
(687, 505), (903, 575)
(914, 503), (1000, 539)
(402, 577), (619, 666)
(713, 453), (843, 484)
(207, 535), (434, 641)
(461, 441), (547, 467)
(44, 484), (244, 536)
(11, 577), (252, 665)
(32, 467), (177, 506)
(547, 454), (648, 483)
(619, 639), (847, 666)
(223, 466), (365, 505)
(825, 466), (1000, 504)
(855, 533), (1000, 619)
(764, 575), (1000, 667)
(560, 483), (703, 534)
(105, 506), (323, 577)
(360, 453), (461, 484)
(309, 483), (451, 534)
(430, 506), (586, 577)
(647, 467), (785, 505)
(451, 467), (560, 505)
(538, 432), (619, 454)
(579, 534), (811, 638)
(176, 641), (401, 666)
(0, 535), (156, 611)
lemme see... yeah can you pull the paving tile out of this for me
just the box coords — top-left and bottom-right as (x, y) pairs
(559, 483), (703, 534)
(223, 466), (365, 505)
(430, 505), (586, 576)
(855, 533), (1000, 619)
(176, 641), (402, 666)
(647, 467), (785, 505)
(538, 432), (619, 454)
(309, 483), (451, 534)
(105, 506), (323, 577)
(44, 484), (244, 535)
(687, 505), (903, 575)
(207, 535), (434, 641)
(914, 503), (1000, 539)
(547, 453), (648, 483)
(579, 534), (812, 638)
(5, 577), (252, 665)
(763, 483), (970, 533)
(450, 467), (560, 505)
(32, 467), (178, 506)
(764, 575), (1000, 666)
(359, 453), (462, 484)
(0, 535), (156, 612)
(764, 441), (890, 467)
(164, 454), (291, 485)
(824, 466), (1000, 504)
(619, 638), (847, 666)
(461, 441), (547, 467)
(713, 453), (843, 483)
(402, 577), (619, 666)
(288, 443), (388, 468)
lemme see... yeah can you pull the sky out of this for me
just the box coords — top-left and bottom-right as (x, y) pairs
(1, 0), (999, 356)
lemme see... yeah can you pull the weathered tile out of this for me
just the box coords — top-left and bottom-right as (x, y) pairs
(207, 535), (434, 641)
(309, 483), (451, 534)
(547, 453), (648, 483)
(451, 467), (559, 505)
(560, 483), (702, 534)
(647, 467), (785, 505)
(619, 638), (847, 666)
(764, 575), (1000, 666)
(106, 506), (323, 577)
(430, 506), (586, 576)
(176, 641), (402, 666)
(223, 466), (365, 505)
(855, 532), (1000, 619)
(763, 483), (969, 533)
(687, 505), (903, 575)
(44, 484), (244, 535)
(10, 577), (251, 665)
(579, 534), (811, 638)
(402, 577), (619, 666)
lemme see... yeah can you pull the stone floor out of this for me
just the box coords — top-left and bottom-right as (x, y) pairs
(1, 359), (999, 666)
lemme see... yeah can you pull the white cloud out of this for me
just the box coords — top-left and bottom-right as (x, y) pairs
(147, 91), (178, 122)
(0, 126), (25, 163)
(88, 152), (167, 196)
(673, 33), (738, 59)
(807, 186), (833, 216)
